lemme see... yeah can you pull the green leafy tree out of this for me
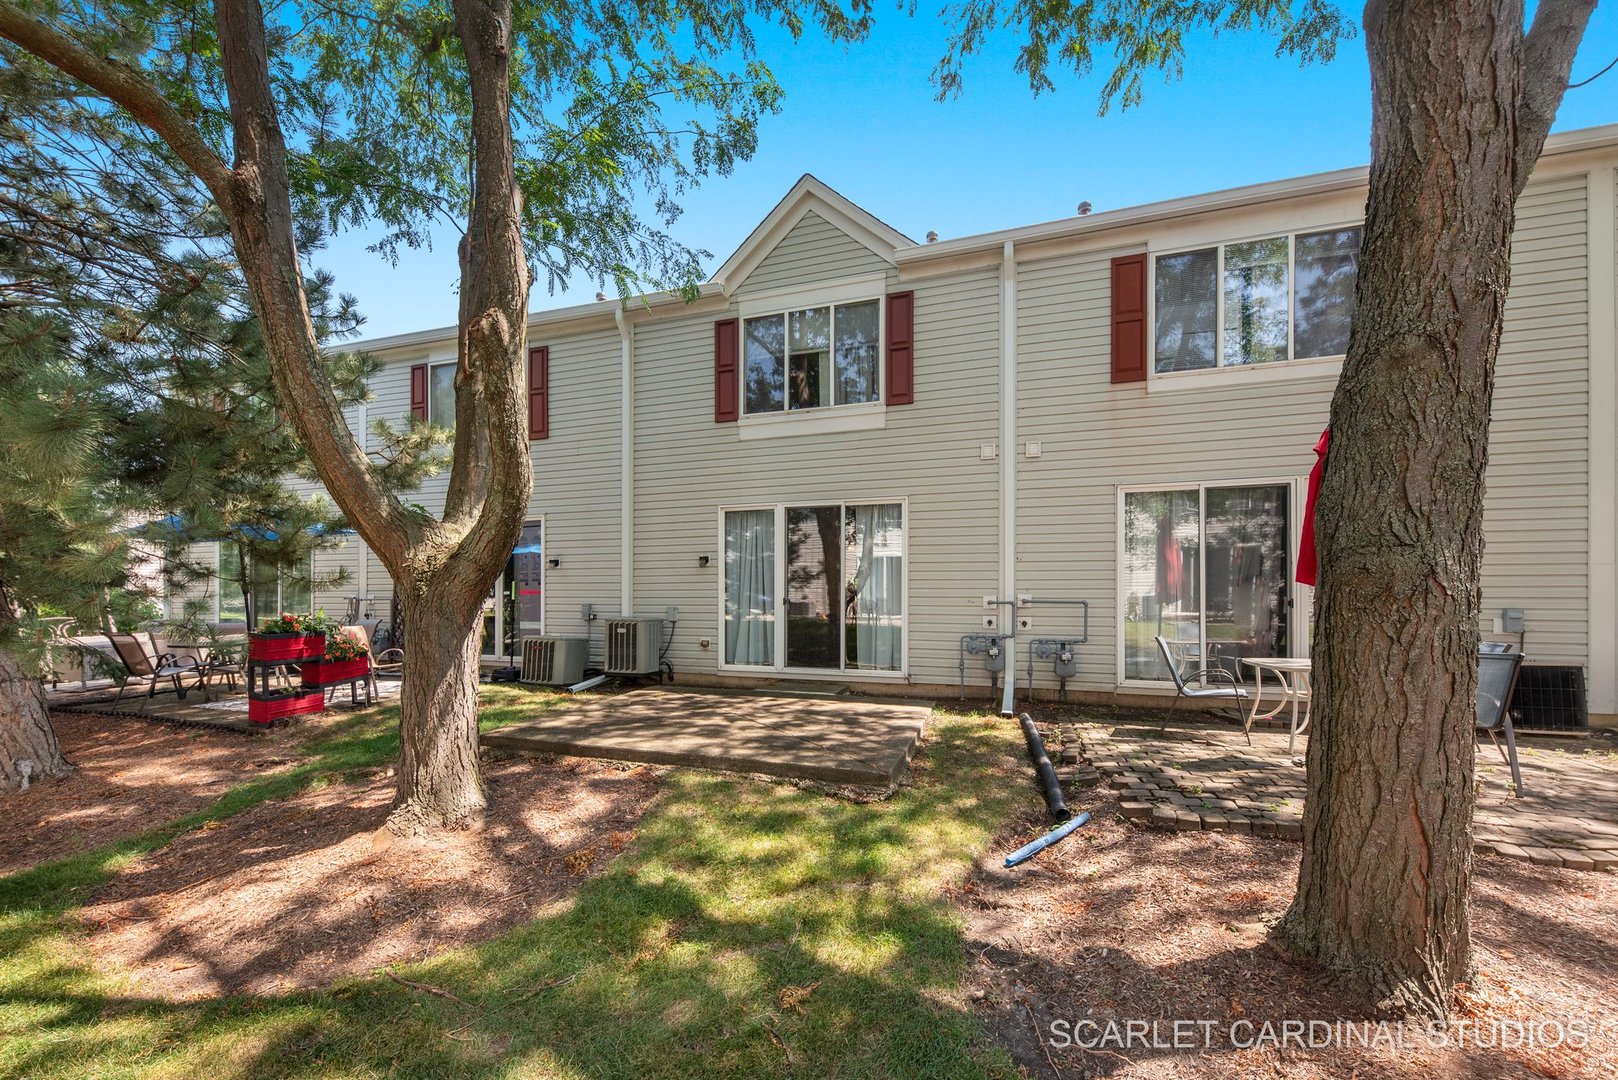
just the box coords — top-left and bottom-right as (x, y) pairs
(0, 46), (450, 791)
(939, 0), (1597, 1015)
(0, 0), (864, 830)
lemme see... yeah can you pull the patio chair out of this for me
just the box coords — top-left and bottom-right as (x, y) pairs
(1155, 635), (1250, 738)
(106, 631), (208, 713)
(1477, 648), (1526, 797)
(340, 623), (402, 696)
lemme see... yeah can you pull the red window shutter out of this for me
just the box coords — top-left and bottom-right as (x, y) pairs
(409, 363), (428, 420)
(885, 290), (914, 405)
(528, 346), (549, 440)
(714, 318), (739, 423)
(1110, 254), (1148, 384)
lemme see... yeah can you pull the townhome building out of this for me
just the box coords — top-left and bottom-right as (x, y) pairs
(170, 122), (1618, 727)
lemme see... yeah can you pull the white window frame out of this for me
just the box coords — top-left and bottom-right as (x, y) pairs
(427, 359), (457, 426)
(1114, 478), (1309, 690)
(1147, 221), (1362, 392)
(215, 542), (316, 623)
(735, 274), (888, 434)
(715, 497), (909, 680)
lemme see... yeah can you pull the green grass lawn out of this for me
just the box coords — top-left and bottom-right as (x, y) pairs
(0, 689), (1025, 1079)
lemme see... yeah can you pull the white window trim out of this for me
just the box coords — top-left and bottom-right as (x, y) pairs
(215, 542), (316, 623)
(715, 498), (909, 680)
(737, 400), (887, 441)
(736, 273), (888, 420)
(1113, 478), (1306, 691)
(1147, 220), (1362, 384)
(427, 359), (457, 426)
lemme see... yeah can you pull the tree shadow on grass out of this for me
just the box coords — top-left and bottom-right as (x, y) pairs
(1, 710), (1031, 1080)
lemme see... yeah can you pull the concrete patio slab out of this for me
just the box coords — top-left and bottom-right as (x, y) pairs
(481, 688), (930, 787)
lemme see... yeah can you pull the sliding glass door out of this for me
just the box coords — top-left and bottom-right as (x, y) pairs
(723, 501), (904, 675)
(481, 521), (544, 661)
(1122, 483), (1291, 682)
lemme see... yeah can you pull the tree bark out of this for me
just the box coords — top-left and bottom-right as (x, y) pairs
(0, 606), (74, 793)
(1276, 0), (1593, 1017)
(389, 585), (488, 831)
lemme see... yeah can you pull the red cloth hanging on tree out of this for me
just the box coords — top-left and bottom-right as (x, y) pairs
(1297, 428), (1330, 586)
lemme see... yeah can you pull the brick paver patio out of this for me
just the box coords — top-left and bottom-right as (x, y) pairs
(1060, 718), (1618, 872)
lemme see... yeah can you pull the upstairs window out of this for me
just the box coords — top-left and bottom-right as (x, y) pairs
(1153, 226), (1361, 374)
(742, 299), (881, 414)
(427, 361), (456, 428)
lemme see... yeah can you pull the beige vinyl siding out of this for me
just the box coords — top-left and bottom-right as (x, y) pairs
(630, 264), (1002, 687)
(1482, 172), (1589, 666)
(733, 211), (891, 296)
(1011, 172), (1592, 696)
(311, 538), (360, 617)
(533, 324), (623, 654)
(164, 541), (219, 622)
(1013, 250), (1333, 696)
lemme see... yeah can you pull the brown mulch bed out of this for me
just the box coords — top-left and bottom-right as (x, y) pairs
(962, 785), (1618, 1079)
(0, 711), (299, 877)
(81, 753), (659, 1000)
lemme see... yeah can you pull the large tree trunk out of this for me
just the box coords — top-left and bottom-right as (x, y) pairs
(205, 0), (531, 833)
(0, 614), (74, 793)
(389, 584), (488, 831)
(1276, 0), (1592, 1016)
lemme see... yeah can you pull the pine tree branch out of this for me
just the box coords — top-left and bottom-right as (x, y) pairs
(0, 2), (235, 208)
(1517, 0), (1597, 186)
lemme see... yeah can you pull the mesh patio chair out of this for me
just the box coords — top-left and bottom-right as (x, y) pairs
(1477, 648), (1526, 797)
(107, 631), (208, 713)
(1155, 635), (1250, 737)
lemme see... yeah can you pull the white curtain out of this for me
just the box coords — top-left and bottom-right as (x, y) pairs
(847, 503), (903, 670)
(725, 510), (775, 665)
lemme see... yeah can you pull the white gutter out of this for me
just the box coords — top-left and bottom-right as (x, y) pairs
(615, 305), (634, 615)
(900, 123), (1618, 269)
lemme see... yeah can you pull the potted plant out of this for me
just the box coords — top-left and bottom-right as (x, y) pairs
(248, 612), (326, 661)
(302, 628), (371, 688)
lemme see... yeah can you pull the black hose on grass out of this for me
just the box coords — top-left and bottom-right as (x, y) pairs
(1019, 712), (1071, 823)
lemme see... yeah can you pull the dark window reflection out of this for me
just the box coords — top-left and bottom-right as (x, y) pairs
(1154, 249), (1218, 372)
(1295, 227), (1361, 359)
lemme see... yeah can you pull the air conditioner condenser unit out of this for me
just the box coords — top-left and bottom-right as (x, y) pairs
(519, 636), (590, 686)
(604, 617), (664, 676)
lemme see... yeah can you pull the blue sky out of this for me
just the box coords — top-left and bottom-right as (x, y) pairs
(320, 10), (1618, 342)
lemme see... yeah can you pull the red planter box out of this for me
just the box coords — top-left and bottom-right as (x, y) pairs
(248, 689), (326, 726)
(302, 656), (370, 688)
(249, 633), (326, 662)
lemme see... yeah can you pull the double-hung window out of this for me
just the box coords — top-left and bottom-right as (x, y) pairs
(1153, 226), (1362, 374)
(742, 299), (881, 414)
(427, 361), (456, 428)
(722, 501), (905, 674)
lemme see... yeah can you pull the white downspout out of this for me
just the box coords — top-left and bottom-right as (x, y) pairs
(1586, 165), (1617, 717)
(616, 306), (634, 616)
(1000, 239), (1018, 715)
